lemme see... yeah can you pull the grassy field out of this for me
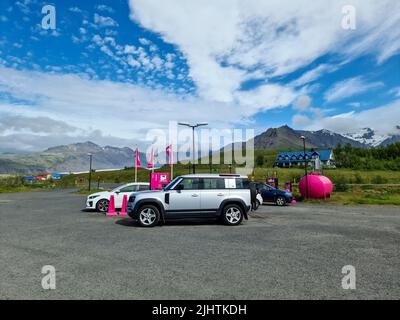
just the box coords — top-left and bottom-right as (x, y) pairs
(305, 185), (400, 206)
(1, 160), (400, 205)
(252, 167), (400, 184)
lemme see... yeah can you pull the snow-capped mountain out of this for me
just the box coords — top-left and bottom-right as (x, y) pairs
(251, 125), (366, 150)
(251, 126), (400, 150)
(343, 128), (396, 147)
(297, 128), (366, 148)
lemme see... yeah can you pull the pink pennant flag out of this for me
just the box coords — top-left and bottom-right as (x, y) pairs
(135, 148), (141, 168)
(166, 144), (173, 167)
(147, 146), (154, 169)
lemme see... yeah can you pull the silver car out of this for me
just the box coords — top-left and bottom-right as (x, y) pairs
(127, 174), (251, 227)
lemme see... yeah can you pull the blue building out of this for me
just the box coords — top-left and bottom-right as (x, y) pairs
(275, 149), (335, 168)
(48, 173), (66, 180)
(22, 176), (36, 182)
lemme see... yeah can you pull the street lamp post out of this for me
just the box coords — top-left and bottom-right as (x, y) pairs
(178, 122), (208, 174)
(209, 151), (212, 173)
(88, 153), (93, 191)
(300, 136), (309, 199)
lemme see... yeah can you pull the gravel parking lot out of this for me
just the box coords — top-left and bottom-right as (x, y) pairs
(0, 189), (399, 299)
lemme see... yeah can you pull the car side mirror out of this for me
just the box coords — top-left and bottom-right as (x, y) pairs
(115, 190), (120, 194)
(175, 184), (184, 192)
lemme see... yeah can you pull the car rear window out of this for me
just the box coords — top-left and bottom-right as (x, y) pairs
(235, 178), (250, 189)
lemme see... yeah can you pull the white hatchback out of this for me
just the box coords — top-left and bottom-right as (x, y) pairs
(86, 182), (150, 212)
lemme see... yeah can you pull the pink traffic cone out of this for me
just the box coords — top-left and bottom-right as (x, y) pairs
(106, 195), (118, 217)
(119, 194), (128, 216)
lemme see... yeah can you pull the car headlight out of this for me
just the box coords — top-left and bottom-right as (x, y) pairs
(88, 195), (100, 200)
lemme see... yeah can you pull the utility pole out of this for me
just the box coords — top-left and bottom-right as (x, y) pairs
(300, 136), (309, 199)
(88, 153), (93, 191)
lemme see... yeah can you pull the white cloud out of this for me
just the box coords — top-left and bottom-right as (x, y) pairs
(69, 7), (82, 13)
(96, 5), (114, 13)
(234, 84), (297, 116)
(305, 100), (400, 135)
(129, 0), (400, 103)
(127, 55), (140, 68)
(0, 115), (80, 135)
(124, 45), (136, 54)
(343, 8), (400, 65)
(324, 76), (384, 103)
(100, 45), (114, 57)
(0, 131), (135, 154)
(138, 38), (151, 46)
(94, 13), (118, 28)
(347, 102), (362, 108)
(291, 64), (338, 87)
(15, 1), (30, 14)
(293, 95), (312, 111)
(92, 34), (103, 46)
(0, 65), (267, 151)
(389, 87), (400, 97)
(292, 114), (312, 127)
(151, 56), (164, 70)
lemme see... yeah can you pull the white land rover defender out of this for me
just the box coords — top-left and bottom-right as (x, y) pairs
(127, 174), (251, 227)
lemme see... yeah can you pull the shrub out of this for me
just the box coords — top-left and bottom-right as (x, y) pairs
(256, 154), (264, 167)
(371, 175), (388, 184)
(354, 173), (364, 184)
(335, 182), (349, 192)
(334, 175), (349, 192)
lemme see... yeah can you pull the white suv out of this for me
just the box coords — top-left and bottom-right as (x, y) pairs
(127, 174), (251, 227)
(86, 182), (150, 212)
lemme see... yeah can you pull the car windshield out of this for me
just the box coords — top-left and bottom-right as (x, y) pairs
(164, 177), (181, 190)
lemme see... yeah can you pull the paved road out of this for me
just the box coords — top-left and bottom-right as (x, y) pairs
(0, 190), (399, 299)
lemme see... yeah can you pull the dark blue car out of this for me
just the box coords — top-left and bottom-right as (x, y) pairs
(253, 182), (294, 206)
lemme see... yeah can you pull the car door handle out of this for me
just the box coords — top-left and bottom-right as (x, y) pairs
(191, 194), (199, 197)
(217, 193), (225, 196)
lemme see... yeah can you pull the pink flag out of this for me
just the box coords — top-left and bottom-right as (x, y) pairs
(166, 144), (173, 167)
(135, 148), (141, 168)
(147, 146), (154, 169)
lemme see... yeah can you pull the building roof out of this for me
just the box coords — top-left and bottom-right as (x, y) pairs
(276, 149), (333, 162)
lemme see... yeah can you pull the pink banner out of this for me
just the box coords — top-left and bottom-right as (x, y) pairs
(135, 148), (141, 168)
(147, 146), (154, 169)
(150, 172), (170, 190)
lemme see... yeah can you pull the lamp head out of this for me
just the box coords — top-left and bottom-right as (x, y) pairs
(178, 122), (191, 127)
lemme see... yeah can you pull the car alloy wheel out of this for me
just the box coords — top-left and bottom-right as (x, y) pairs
(276, 196), (286, 206)
(223, 205), (243, 226)
(138, 205), (160, 227)
(96, 199), (109, 212)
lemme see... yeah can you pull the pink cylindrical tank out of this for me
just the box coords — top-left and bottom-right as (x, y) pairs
(298, 173), (333, 199)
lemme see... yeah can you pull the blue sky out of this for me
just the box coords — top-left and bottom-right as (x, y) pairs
(0, 0), (399, 152)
